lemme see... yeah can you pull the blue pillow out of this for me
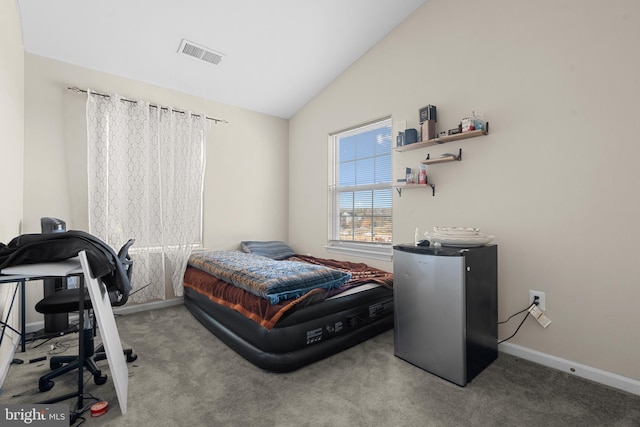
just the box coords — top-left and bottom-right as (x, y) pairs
(240, 241), (295, 260)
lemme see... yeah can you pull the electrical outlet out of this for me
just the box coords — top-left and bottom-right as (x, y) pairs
(529, 290), (546, 311)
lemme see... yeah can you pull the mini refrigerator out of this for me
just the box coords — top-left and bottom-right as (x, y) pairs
(393, 244), (497, 386)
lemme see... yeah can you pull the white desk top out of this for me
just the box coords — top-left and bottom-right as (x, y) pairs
(0, 257), (83, 277)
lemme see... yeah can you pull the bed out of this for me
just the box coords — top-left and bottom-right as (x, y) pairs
(183, 241), (394, 372)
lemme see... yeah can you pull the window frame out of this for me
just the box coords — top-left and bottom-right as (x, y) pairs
(326, 117), (393, 261)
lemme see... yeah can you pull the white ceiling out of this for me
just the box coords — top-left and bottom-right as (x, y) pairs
(17, 0), (426, 119)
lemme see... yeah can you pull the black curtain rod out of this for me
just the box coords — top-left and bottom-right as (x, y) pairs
(67, 87), (228, 124)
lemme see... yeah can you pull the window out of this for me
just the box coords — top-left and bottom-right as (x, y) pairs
(328, 117), (392, 260)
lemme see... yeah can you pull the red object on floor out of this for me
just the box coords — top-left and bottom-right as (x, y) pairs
(91, 401), (109, 417)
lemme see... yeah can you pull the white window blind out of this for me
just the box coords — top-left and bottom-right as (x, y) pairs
(328, 117), (392, 259)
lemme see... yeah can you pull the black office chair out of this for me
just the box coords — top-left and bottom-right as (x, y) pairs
(35, 239), (138, 393)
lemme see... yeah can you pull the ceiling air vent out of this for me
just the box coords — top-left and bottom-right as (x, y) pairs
(178, 39), (224, 65)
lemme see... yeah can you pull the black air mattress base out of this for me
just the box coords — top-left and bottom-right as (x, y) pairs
(183, 285), (393, 372)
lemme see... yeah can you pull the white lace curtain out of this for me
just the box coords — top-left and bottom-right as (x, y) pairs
(86, 91), (206, 303)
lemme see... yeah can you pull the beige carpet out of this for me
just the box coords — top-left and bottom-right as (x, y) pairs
(2, 305), (639, 426)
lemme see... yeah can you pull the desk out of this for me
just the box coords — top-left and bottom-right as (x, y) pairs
(1, 254), (128, 415)
(0, 275), (27, 352)
(1, 258), (86, 411)
(1, 259), (83, 353)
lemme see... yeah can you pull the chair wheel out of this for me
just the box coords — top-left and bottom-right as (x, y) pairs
(127, 353), (138, 363)
(39, 379), (54, 392)
(94, 374), (108, 385)
(50, 362), (63, 370)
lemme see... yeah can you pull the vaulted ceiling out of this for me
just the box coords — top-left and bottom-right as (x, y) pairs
(17, 0), (426, 118)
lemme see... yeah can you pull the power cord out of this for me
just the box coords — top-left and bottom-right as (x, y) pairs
(69, 376), (103, 425)
(498, 305), (532, 324)
(498, 297), (539, 344)
(70, 392), (101, 426)
(128, 282), (152, 297)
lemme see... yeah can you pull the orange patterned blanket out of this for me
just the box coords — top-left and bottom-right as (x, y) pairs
(183, 254), (392, 330)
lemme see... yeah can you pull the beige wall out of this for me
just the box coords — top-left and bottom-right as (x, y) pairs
(0, 0), (25, 385)
(6, 0), (639, 387)
(22, 54), (290, 323)
(0, 0), (24, 241)
(289, 0), (640, 380)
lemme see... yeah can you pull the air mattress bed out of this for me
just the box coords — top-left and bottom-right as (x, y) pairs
(183, 247), (393, 372)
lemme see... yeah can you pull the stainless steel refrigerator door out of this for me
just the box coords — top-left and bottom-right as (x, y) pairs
(393, 249), (466, 385)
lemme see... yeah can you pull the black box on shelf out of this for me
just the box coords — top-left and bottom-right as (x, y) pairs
(404, 128), (418, 144)
(419, 105), (437, 124)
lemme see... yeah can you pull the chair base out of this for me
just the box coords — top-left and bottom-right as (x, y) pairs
(39, 355), (107, 392)
(38, 329), (137, 393)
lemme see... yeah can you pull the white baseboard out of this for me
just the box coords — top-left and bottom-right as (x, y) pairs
(18, 299), (638, 397)
(113, 297), (183, 316)
(25, 297), (184, 334)
(499, 342), (640, 396)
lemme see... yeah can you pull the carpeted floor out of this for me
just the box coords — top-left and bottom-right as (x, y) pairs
(2, 304), (639, 426)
